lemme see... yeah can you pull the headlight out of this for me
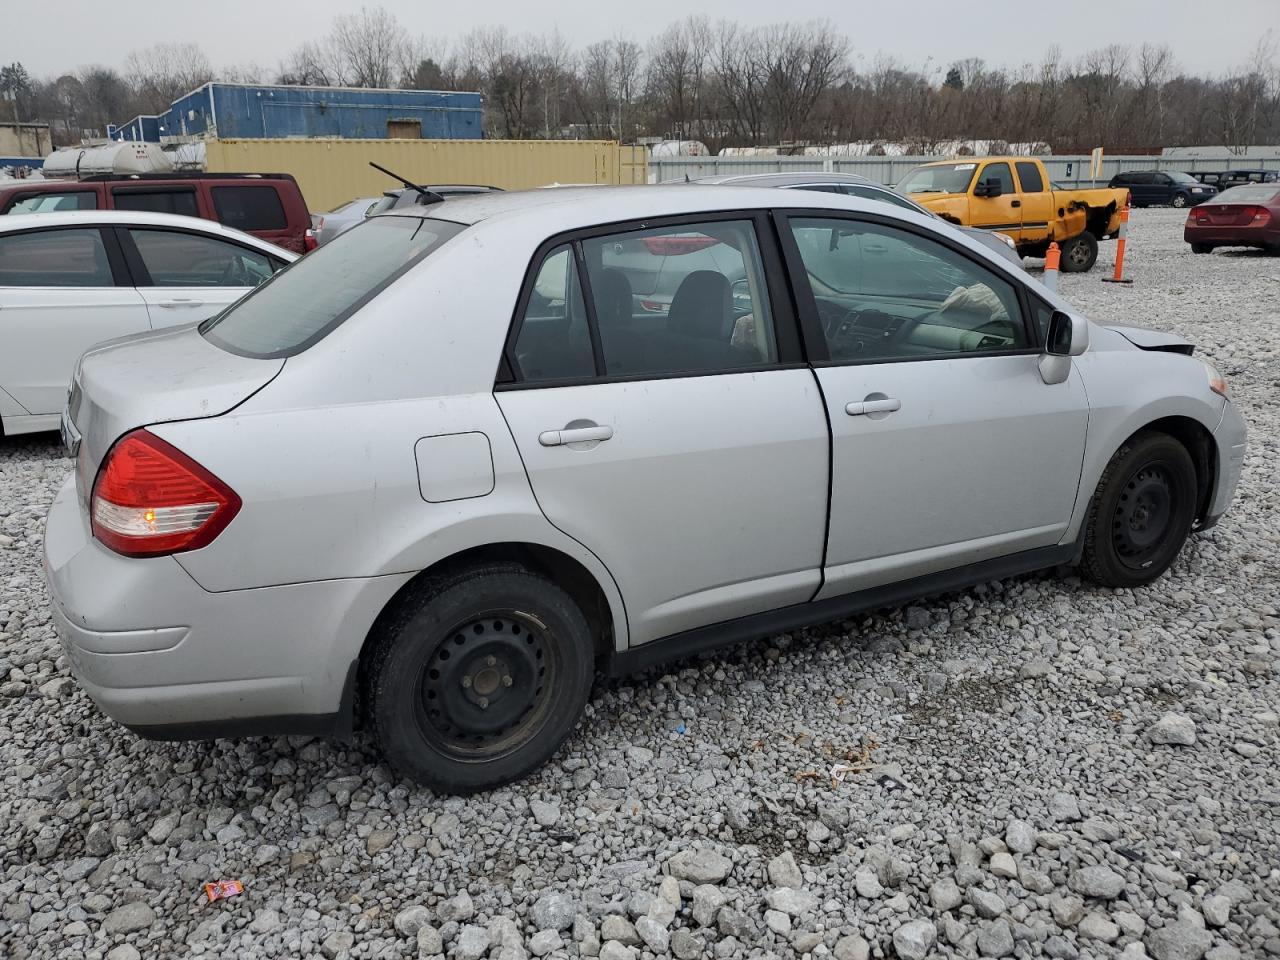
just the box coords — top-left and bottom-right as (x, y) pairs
(1203, 360), (1229, 398)
(1192, 187), (1204, 193)
(996, 232), (1016, 248)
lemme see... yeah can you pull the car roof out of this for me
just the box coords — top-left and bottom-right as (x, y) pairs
(0, 210), (297, 258)
(687, 172), (877, 187)
(389, 184), (906, 231)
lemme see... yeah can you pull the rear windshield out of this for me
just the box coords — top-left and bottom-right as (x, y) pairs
(1213, 184), (1280, 204)
(201, 216), (464, 358)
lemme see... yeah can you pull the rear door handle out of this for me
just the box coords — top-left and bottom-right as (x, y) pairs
(156, 298), (204, 308)
(539, 425), (613, 447)
(846, 398), (901, 416)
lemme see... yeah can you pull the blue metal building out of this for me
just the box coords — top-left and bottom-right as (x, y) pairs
(113, 83), (483, 142)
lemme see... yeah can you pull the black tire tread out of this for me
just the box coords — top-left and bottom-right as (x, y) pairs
(363, 563), (593, 794)
(1080, 431), (1196, 588)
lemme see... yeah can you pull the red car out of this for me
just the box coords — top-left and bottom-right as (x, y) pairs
(0, 173), (312, 254)
(1185, 184), (1280, 254)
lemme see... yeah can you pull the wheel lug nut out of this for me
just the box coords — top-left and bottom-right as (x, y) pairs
(461, 676), (472, 689)
(485, 655), (497, 667)
(478, 697), (489, 709)
(502, 675), (513, 687)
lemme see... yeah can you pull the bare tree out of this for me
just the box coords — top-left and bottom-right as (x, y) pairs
(125, 43), (213, 112)
(330, 6), (407, 88)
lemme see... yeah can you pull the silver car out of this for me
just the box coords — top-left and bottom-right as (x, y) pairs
(45, 186), (1246, 793)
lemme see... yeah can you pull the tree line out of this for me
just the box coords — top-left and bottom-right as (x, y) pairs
(3, 9), (1278, 152)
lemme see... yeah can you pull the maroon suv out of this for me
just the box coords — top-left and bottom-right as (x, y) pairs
(0, 173), (312, 253)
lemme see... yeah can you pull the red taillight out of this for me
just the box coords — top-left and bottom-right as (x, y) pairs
(1249, 205), (1272, 224)
(91, 430), (240, 557)
(642, 235), (721, 256)
(304, 229), (318, 252)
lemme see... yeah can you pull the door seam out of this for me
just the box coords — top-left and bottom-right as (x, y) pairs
(806, 366), (834, 604)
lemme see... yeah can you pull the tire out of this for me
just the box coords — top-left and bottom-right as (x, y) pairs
(1059, 230), (1099, 273)
(1080, 432), (1198, 589)
(365, 564), (595, 793)
(1190, 243), (1213, 254)
(1171, 193), (1189, 208)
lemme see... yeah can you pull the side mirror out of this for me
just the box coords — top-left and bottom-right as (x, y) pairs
(1040, 310), (1090, 384)
(974, 177), (1004, 198)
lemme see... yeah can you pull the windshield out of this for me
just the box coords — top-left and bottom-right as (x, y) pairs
(1214, 184), (1280, 204)
(202, 216), (464, 359)
(897, 163), (979, 195)
(1168, 172), (1198, 185)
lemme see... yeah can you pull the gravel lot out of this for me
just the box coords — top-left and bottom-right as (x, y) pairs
(2, 207), (1277, 960)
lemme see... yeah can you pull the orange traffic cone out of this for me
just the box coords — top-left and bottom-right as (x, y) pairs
(1043, 242), (1060, 293)
(1102, 201), (1133, 284)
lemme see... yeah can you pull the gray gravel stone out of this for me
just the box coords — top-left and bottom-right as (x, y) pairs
(530, 891), (576, 931)
(454, 924), (490, 960)
(1148, 712), (1198, 745)
(666, 849), (732, 884)
(930, 877), (963, 911)
(977, 919), (1015, 958)
(834, 933), (870, 960)
(893, 919), (937, 960)
(101, 901), (155, 936)
(395, 905), (433, 937)
(1070, 865), (1126, 899)
(1005, 819), (1036, 853)
(1147, 920), (1214, 960)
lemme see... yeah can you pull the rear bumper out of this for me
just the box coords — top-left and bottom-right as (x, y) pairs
(43, 475), (410, 738)
(1184, 224), (1280, 248)
(1204, 401), (1247, 528)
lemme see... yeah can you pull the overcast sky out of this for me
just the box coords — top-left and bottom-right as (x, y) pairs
(14, 0), (1280, 79)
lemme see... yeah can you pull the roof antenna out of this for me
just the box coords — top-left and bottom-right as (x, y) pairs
(369, 161), (445, 205)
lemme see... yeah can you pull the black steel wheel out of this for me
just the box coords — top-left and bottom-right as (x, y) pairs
(366, 564), (595, 793)
(1081, 432), (1197, 588)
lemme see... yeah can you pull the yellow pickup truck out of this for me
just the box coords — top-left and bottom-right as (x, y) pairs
(896, 157), (1128, 273)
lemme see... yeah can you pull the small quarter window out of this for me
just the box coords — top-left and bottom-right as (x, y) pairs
(511, 245), (596, 383)
(211, 186), (288, 232)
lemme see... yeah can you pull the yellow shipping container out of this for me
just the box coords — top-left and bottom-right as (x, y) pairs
(203, 138), (648, 212)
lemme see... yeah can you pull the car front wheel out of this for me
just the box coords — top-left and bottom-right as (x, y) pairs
(1171, 194), (1189, 208)
(1190, 243), (1213, 254)
(1080, 432), (1197, 588)
(365, 564), (595, 793)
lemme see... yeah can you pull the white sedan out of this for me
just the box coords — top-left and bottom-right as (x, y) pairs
(0, 210), (294, 436)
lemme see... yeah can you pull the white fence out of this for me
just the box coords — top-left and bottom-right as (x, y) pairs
(649, 154), (1280, 187)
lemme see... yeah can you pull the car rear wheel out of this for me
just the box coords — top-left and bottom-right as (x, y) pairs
(1059, 231), (1098, 273)
(365, 564), (594, 793)
(1080, 432), (1197, 589)
(1171, 193), (1189, 208)
(1190, 243), (1213, 254)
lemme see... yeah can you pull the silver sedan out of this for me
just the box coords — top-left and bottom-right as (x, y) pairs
(46, 186), (1246, 793)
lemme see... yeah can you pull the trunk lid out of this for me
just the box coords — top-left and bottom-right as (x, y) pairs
(1194, 204), (1254, 227)
(68, 324), (282, 495)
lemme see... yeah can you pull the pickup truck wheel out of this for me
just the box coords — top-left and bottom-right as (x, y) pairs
(1190, 243), (1213, 254)
(365, 564), (594, 793)
(1059, 231), (1098, 273)
(1080, 432), (1197, 589)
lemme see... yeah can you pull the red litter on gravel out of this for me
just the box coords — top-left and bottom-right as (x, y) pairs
(204, 880), (244, 903)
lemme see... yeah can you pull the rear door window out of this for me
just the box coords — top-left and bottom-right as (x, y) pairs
(211, 186), (288, 231)
(0, 228), (114, 287)
(112, 188), (199, 218)
(6, 191), (99, 214)
(1015, 162), (1044, 193)
(202, 216), (464, 358)
(127, 228), (277, 287)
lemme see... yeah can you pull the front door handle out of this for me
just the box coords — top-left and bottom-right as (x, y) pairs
(538, 424), (613, 447)
(1010, 200), (1022, 208)
(155, 298), (205, 308)
(846, 398), (901, 416)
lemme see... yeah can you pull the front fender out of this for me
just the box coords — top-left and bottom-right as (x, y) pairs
(1066, 341), (1225, 540)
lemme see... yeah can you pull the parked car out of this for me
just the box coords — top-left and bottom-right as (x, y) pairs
(1189, 171), (1226, 190)
(1108, 170), (1216, 208)
(47, 187), (1245, 793)
(1217, 169), (1279, 191)
(898, 157), (1128, 272)
(689, 171), (1024, 266)
(365, 183), (503, 215)
(1184, 183), (1280, 254)
(313, 197), (380, 247)
(0, 173), (312, 253)
(0, 211), (293, 436)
